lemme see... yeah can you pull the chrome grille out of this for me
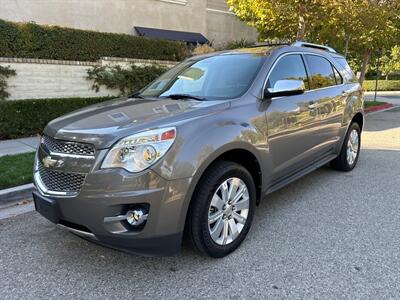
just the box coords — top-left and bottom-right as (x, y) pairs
(38, 161), (86, 193)
(42, 135), (95, 156)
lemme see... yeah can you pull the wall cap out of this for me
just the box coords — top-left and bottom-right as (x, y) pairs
(0, 57), (178, 66)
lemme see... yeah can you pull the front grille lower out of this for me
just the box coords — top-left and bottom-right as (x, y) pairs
(42, 135), (95, 156)
(38, 161), (86, 193)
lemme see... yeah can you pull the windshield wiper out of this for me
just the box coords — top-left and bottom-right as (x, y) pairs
(129, 92), (146, 99)
(162, 94), (206, 101)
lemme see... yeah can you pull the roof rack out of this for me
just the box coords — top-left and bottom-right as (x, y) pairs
(291, 41), (337, 53)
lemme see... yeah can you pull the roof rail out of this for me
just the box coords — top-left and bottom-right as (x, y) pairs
(251, 42), (290, 48)
(291, 41), (337, 53)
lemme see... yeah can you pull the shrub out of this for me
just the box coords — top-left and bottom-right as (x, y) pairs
(0, 97), (114, 139)
(192, 44), (215, 55)
(363, 80), (400, 91)
(0, 65), (16, 100)
(224, 39), (256, 50)
(87, 64), (168, 95)
(0, 19), (189, 61)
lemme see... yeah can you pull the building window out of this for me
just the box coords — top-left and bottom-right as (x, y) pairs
(158, 0), (187, 5)
(207, 0), (234, 14)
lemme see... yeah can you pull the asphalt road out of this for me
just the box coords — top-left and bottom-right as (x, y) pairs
(1, 108), (400, 299)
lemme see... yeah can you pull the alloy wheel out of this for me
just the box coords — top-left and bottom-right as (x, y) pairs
(208, 177), (250, 245)
(346, 129), (359, 165)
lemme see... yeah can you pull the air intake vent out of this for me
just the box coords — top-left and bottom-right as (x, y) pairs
(38, 161), (86, 193)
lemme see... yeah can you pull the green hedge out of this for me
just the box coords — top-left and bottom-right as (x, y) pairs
(0, 19), (188, 61)
(363, 80), (400, 91)
(87, 64), (168, 95)
(0, 97), (114, 139)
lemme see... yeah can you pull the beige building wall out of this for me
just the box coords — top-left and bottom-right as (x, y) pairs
(0, 0), (256, 45)
(0, 0), (208, 35)
(206, 0), (258, 46)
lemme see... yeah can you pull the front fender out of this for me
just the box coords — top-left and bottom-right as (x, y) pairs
(152, 118), (267, 181)
(151, 118), (268, 233)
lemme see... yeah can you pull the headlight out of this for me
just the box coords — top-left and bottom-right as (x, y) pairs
(102, 127), (176, 173)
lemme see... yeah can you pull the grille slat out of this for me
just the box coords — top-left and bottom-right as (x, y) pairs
(42, 135), (95, 156)
(38, 161), (86, 193)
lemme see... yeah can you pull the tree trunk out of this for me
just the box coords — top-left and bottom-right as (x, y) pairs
(359, 51), (371, 85)
(296, 4), (306, 40)
(344, 34), (351, 58)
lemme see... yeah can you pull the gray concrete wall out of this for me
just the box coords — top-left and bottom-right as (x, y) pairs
(0, 57), (177, 100)
(0, 0), (257, 44)
(206, 9), (258, 46)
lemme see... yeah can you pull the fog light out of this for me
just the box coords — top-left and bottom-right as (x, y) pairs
(103, 207), (148, 227)
(126, 209), (148, 226)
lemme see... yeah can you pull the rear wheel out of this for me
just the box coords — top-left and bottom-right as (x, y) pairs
(331, 122), (361, 171)
(187, 161), (256, 258)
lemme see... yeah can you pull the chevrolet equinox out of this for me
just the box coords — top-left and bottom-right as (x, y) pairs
(33, 42), (364, 257)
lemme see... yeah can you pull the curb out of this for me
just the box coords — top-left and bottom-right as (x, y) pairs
(0, 183), (33, 206)
(364, 103), (394, 114)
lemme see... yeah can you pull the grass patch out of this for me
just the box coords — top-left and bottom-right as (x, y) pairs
(364, 101), (387, 108)
(0, 152), (35, 189)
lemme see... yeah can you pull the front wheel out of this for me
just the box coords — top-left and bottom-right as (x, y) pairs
(187, 161), (256, 258)
(331, 122), (361, 171)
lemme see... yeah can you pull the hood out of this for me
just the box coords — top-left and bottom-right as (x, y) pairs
(44, 97), (229, 148)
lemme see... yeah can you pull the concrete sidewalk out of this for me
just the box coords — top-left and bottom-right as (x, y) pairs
(0, 136), (39, 157)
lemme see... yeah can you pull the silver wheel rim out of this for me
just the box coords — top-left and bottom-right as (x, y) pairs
(346, 129), (359, 165)
(208, 177), (249, 246)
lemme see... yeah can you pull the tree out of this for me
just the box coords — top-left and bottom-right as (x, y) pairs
(227, 0), (400, 84)
(314, 0), (400, 84)
(227, 0), (328, 41)
(380, 46), (400, 80)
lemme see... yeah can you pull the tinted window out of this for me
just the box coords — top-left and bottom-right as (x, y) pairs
(267, 54), (309, 90)
(335, 57), (357, 82)
(139, 54), (266, 100)
(305, 55), (336, 89)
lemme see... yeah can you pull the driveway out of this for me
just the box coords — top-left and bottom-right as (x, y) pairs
(1, 108), (399, 299)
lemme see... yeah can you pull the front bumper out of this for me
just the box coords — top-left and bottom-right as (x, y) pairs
(33, 167), (192, 256)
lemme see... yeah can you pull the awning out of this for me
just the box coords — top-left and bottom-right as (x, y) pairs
(134, 26), (209, 45)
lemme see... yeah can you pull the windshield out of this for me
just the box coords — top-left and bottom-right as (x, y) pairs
(138, 54), (266, 100)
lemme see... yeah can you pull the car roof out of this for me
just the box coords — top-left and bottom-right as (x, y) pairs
(189, 44), (345, 62)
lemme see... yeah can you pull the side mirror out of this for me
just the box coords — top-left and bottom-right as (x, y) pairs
(264, 79), (305, 99)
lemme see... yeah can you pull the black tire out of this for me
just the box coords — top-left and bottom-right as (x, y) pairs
(187, 160), (256, 258)
(331, 122), (361, 171)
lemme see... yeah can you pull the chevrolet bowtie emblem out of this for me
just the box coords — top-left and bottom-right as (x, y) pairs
(42, 156), (64, 168)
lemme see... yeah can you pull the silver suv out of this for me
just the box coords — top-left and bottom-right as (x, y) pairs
(33, 42), (364, 257)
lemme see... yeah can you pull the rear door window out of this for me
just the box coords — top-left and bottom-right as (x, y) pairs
(305, 55), (337, 89)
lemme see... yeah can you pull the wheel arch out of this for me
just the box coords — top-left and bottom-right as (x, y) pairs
(351, 112), (364, 131)
(181, 145), (263, 238)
